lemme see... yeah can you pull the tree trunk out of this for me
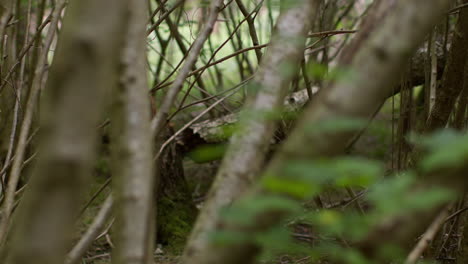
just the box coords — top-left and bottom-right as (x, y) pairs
(110, 1), (155, 264)
(184, 0), (452, 263)
(156, 128), (197, 250)
(426, 0), (468, 132)
(1, 0), (126, 263)
(180, 0), (322, 263)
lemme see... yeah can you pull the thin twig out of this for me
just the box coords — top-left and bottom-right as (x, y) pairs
(66, 195), (114, 264)
(406, 205), (451, 264)
(150, 0), (228, 137)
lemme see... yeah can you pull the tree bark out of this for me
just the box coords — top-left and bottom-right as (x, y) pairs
(426, 1), (468, 132)
(110, 1), (155, 264)
(184, 0), (452, 263)
(156, 128), (197, 249)
(180, 1), (322, 263)
(1, 0), (126, 264)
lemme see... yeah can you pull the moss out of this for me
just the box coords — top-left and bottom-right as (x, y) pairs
(95, 157), (110, 176)
(156, 132), (198, 252)
(157, 192), (197, 252)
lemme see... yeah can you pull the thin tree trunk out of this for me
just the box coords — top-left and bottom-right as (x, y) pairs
(426, 0), (468, 132)
(235, 0), (262, 62)
(0, 0), (66, 247)
(111, 2), (155, 264)
(180, 1), (321, 264)
(185, 0), (452, 263)
(429, 28), (438, 113)
(156, 128), (196, 248)
(452, 65), (468, 129)
(1, 0), (127, 263)
(150, 0), (225, 137)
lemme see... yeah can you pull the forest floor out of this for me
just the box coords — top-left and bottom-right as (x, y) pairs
(78, 97), (398, 264)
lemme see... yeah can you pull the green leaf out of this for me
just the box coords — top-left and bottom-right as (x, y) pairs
(254, 226), (304, 260)
(262, 175), (321, 199)
(209, 230), (251, 246)
(315, 243), (371, 264)
(367, 173), (416, 215)
(280, 160), (335, 185)
(306, 63), (328, 80)
(188, 144), (227, 163)
(278, 157), (382, 190)
(418, 130), (468, 172)
(305, 117), (368, 135)
(377, 243), (406, 263)
(221, 195), (302, 225)
(410, 129), (460, 149)
(244, 195), (302, 214)
(368, 172), (454, 216)
(404, 187), (454, 211)
(332, 157), (382, 187)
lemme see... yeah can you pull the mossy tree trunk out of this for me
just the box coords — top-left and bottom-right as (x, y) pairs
(156, 128), (197, 250)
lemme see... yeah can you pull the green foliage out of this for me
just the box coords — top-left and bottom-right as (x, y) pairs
(305, 116), (368, 135)
(410, 129), (468, 172)
(304, 210), (372, 241)
(210, 195), (301, 248)
(220, 194), (302, 226)
(313, 243), (371, 264)
(213, 129), (465, 263)
(367, 172), (454, 216)
(304, 63), (351, 82)
(262, 175), (321, 199)
(188, 143), (227, 163)
(263, 157), (381, 199)
(210, 229), (251, 246)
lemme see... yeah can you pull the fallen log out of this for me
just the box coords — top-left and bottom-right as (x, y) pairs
(177, 43), (446, 154)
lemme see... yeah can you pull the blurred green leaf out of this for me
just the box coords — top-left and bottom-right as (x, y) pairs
(209, 230), (251, 246)
(278, 157), (381, 190)
(306, 63), (328, 80)
(188, 143), (227, 163)
(315, 243), (371, 264)
(221, 195), (302, 225)
(332, 157), (382, 187)
(416, 130), (468, 172)
(368, 172), (454, 216)
(281, 160), (336, 184)
(262, 175), (321, 199)
(254, 226), (309, 261)
(377, 243), (406, 263)
(306, 117), (368, 135)
(404, 187), (454, 211)
(305, 210), (371, 241)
